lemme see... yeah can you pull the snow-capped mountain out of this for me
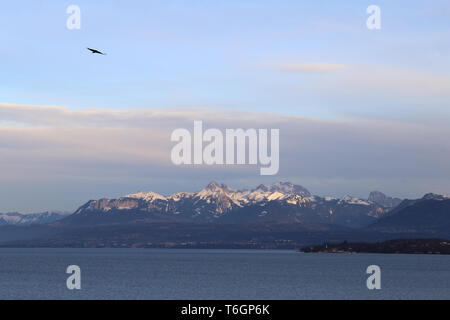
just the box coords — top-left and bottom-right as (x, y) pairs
(66, 182), (401, 228)
(368, 191), (402, 208)
(0, 211), (70, 226)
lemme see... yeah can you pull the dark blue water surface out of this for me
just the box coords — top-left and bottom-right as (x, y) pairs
(0, 248), (448, 299)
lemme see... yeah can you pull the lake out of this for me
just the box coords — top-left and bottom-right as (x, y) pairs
(0, 248), (448, 299)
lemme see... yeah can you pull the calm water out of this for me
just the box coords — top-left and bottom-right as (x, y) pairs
(0, 248), (449, 300)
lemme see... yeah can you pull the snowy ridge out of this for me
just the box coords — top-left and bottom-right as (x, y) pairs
(80, 181), (379, 215)
(124, 191), (167, 202)
(338, 195), (371, 206)
(71, 182), (417, 228)
(0, 212), (70, 225)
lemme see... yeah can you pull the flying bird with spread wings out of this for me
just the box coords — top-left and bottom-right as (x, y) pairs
(87, 48), (107, 55)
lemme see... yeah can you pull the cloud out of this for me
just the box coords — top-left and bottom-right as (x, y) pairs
(0, 102), (449, 212)
(323, 66), (450, 99)
(257, 63), (450, 124)
(269, 62), (348, 74)
(292, 65), (450, 116)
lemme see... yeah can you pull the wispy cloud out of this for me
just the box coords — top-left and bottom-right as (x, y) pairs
(269, 62), (348, 74)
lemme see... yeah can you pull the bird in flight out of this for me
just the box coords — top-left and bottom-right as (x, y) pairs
(87, 48), (107, 55)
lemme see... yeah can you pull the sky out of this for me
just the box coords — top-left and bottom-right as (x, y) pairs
(0, 0), (450, 212)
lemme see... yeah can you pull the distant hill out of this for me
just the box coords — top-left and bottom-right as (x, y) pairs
(302, 239), (450, 255)
(369, 194), (450, 237)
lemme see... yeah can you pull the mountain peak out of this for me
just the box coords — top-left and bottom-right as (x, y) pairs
(368, 191), (402, 208)
(255, 184), (270, 192)
(369, 190), (386, 197)
(368, 191), (387, 203)
(269, 182), (311, 197)
(205, 181), (224, 191)
(422, 193), (448, 201)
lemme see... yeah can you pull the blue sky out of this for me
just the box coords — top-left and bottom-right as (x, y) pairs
(1, 0), (449, 116)
(0, 1), (450, 212)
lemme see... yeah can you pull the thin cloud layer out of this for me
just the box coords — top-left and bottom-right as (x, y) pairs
(0, 103), (449, 212)
(270, 62), (348, 73)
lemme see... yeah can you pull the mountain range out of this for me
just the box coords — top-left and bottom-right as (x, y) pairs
(1, 182), (449, 248)
(63, 181), (395, 228)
